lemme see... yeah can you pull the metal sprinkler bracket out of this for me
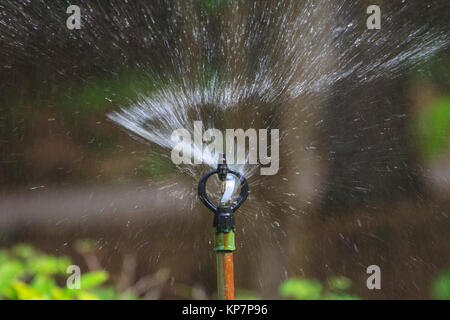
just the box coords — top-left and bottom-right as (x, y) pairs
(198, 153), (248, 300)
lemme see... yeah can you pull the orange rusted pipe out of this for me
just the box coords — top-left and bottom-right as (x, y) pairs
(214, 228), (235, 300)
(216, 251), (234, 300)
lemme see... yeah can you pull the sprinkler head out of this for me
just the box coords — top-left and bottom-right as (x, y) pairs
(198, 156), (249, 231)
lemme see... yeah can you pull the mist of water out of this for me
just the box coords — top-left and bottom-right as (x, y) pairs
(103, 0), (448, 185)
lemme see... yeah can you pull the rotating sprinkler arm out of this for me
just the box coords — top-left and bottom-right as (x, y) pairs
(198, 154), (249, 216)
(197, 154), (249, 300)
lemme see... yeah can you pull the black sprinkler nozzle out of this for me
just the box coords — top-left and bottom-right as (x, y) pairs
(217, 153), (228, 181)
(198, 154), (249, 231)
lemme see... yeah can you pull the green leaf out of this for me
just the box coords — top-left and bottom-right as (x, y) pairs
(323, 293), (360, 300)
(80, 270), (109, 290)
(26, 254), (71, 276)
(12, 244), (36, 259)
(0, 250), (11, 265)
(76, 291), (101, 300)
(52, 287), (73, 300)
(89, 286), (118, 300)
(235, 289), (261, 300)
(0, 261), (24, 296)
(327, 276), (352, 291)
(117, 292), (140, 300)
(432, 271), (450, 300)
(11, 280), (45, 300)
(414, 95), (450, 159)
(55, 256), (72, 274)
(30, 275), (57, 298)
(279, 278), (323, 300)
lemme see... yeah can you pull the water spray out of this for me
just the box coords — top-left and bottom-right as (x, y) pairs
(198, 153), (248, 300)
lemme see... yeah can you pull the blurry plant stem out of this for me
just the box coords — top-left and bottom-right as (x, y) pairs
(127, 268), (171, 300)
(173, 283), (208, 300)
(117, 254), (137, 291)
(116, 253), (171, 299)
(80, 251), (102, 271)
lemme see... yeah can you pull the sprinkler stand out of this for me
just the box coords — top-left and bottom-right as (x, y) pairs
(198, 154), (248, 300)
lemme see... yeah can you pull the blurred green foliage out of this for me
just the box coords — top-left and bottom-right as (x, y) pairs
(3, 243), (450, 300)
(278, 272), (450, 300)
(60, 72), (161, 115)
(432, 271), (450, 300)
(279, 276), (360, 300)
(143, 152), (178, 180)
(235, 289), (262, 300)
(198, 0), (230, 14)
(0, 244), (136, 300)
(414, 96), (450, 159)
